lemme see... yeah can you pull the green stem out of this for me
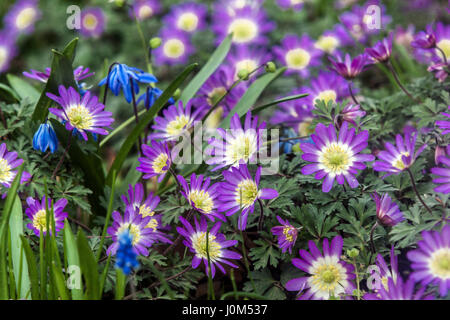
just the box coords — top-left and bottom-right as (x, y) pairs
(206, 229), (215, 300)
(239, 230), (256, 292)
(135, 17), (154, 78)
(406, 168), (432, 214)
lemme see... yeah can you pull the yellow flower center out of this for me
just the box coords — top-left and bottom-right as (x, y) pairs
(429, 248), (450, 279)
(235, 59), (258, 77)
(225, 132), (257, 165)
(436, 39), (450, 61)
(392, 152), (410, 170)
(0, 158), (13, 184)
(152, 153), (169, 174)
(205, 106), (224, 130)
(298, 118), (314, 136)
(146, 218), (158, 231)
(315, 36), (340, 54)
(319, 143), (352, 174)
(291, 0), (304, 4)
(177, 12), (199, 32)
(235, 179), (259, 207)
(0, 46), (8, 70)
(283, 226), (294, 242)
(16, 7), (36, 30)
(188, 189), (214, 214)
(191, 232), (222, 261)
(138, 5), (153, 19)
(311, 263), (343, 292)
(66, 105), (93, 130)
(314, 90), (337, 105)
(139, 205), (155, 218)
(117, 223), (141, 246)
(228, 18), (258, 43)
(166, 115), (190, 137)
(32, 209), (52, 233)
(163, 39), (185, 59)
(83, 14), (98, 30)
(285, 48), (311, 70)
(207, 87), (227, 107)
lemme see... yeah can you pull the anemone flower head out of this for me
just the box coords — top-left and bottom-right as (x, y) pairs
(0, 33), (17, 74)
(163, 2), (208, 33)
(300, 121), (374, 192)
(25, 196), (68, 237)
(79, 7), (105, 38)
(365, 32), (393, 63)
(277, 0), (304, 11)
(301, 71), (349, 108)
(176, 216), (241, 278)
(4, 0), (41, 35)
(0, 143), (31, 189)
(206, 111), (267, 171)
(46, 85), (114, 141)
(107, 206), (170, 257)
(431, 22), (450, 63)
(373, 131), (427, 178)
(214, 0), (264, 16)
(329, 52), (370, 80)
(368, 246), (400, 294)
(407, 225), (450, 297)
(371, 193), (404, 227)
(285, 235), (356, 300)
(98, 63), (158, 103)
(339, 104), (365, 126)
(314, 24), (354, 55)
(364, 276), (434, 300)
(226, 45), (272, 81)
(431, 155), (450, 194)
(271, 216), (298, 254)
(212, 6), (275, 46)
(154, 29), (194, 65)
(150, 100), (206, 142)
(178, 173), (225, 222)
(273, 34), (323, 77)
(136, 140), (172, 183)
(23, 66), (94, 84)
(218, 164), (278, 230)
(130, 0), (161, 21)
(394, 24), (416, 49)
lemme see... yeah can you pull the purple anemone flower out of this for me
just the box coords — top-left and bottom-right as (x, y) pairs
(0, 143), (31, 190)
(0, 33), (17, 74)
(411, 25), (436, 50)
(136, 140), (172, 183)
(300, 121), (375, 193)
(277, 0), (304, 11)
(373, 131), (427, 178)
(218, 164), (278, 230)
(340, 104), (365, 126)
(212, 6), (275, 46)
(154, 29), (194, 65)
(431, 155), (450, 194)
(314, 24), (354, 55)
(301, 71), (349, 108)
(150, 100), (206, 142)
(285, 235), (356, 300)
(4, 0), (41, 35)
(274, 34), (322, 77)
(365, 33), (393, 63)
(206, 111), (267, 171)
(368, 246), (400, 294)
(271, 216), (298, 254)
(177, 173), (225, 222)
(176, 216), (241, 278)
(371, 192), (404, 227)
(25, 196), (68, 237)
(163, 2), (208, 34)
(364, 276), (434, 300)
(329, 52), (370, 80)
(130, 0), (161, 21)
(23, 66), (94, 83)
(79, 7), (105, 38)
(47, 85), (114, 141)
(407, 225), (450, 297)
(226, 45), (272, 81)
(107, 206), (171, 257)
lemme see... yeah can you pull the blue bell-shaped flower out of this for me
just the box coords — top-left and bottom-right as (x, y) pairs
(33, 123), (58, 153)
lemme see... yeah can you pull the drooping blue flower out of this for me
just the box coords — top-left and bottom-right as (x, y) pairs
(279, 128), (301, 154)
(137, 87), (175, 110)
(115, 230), (140, 276)
(33, 123), (58, 153)
(99, 64), (158, 103)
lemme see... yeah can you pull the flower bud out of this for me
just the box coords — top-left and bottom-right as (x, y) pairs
(150, 37), (162, 49)
(265, 61), (276, 73)
(237, 69), (249, 80)
(347, 248), (359, 258)
(173, 88), (181, 100)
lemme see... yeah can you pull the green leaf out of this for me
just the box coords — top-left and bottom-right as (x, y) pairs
(115, 269), (126, 300)
(7, 74), (40, 102)
(77, 230), (99, 299)
(32, 38), (78, 124)
(105, 63), (198, 186)
(0, 83), (20, 102)
(180, 34), (232, 104)
(20, 236), (39, 300)
(8, 195), (30, 299)
(251, 93), (308, 115)
(63, 222), (83, 300)
(51, 261), (69, 300)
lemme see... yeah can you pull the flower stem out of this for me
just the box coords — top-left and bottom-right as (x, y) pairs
(51, 134), (73, 180)
(406, 168), (433, 214)
(369, 221), (378, 254)
(436, 46), (448, 65)
(352, 258), (360, 300)
(130, 79), (143, 157)
(134, 16), (154, 78)
(348, 82), (360, 106)
(257, 199), (264, 232)
(239, 230), (256, 292)
(387, 61), (422, 104)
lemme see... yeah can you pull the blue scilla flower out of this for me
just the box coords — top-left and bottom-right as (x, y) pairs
(115, 230), (140, 276)
(99, 64), (158, 103)
(279, 128), (301, 154)
(137, 87), (175, 110)
(33, 122), (58, 153)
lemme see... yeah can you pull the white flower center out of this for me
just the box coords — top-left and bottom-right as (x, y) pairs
(318, 142), (354, 175)
(188, 189), (214, 214)
(66, 105), (93, 130)
(16, 7), (36, 30)
(225, 131), (258, 165)
(138, 5), (153, 19)
(315, 36), (340, 53)
(165, 114), (191, 138)
(285, 48), (311, 70)
(0, 157), (13, 184)
(83, 14), (98, 30)
(163, 39), (185, 59)
(436, 39), (450, 61)
(429, 248), (450, 279)
(228, 18), (258, 43)
(392, 152), (410, 170)
(308, 256), (348, 299)
(314, 90), (337, 105)
(152, 153), (169, 174)
(235, 179), (259, 207)
(235, 59), (258, 77)
(0, 46), (8, 70)
(191, 232), (222, 261)
(177, 12), (199, 32)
